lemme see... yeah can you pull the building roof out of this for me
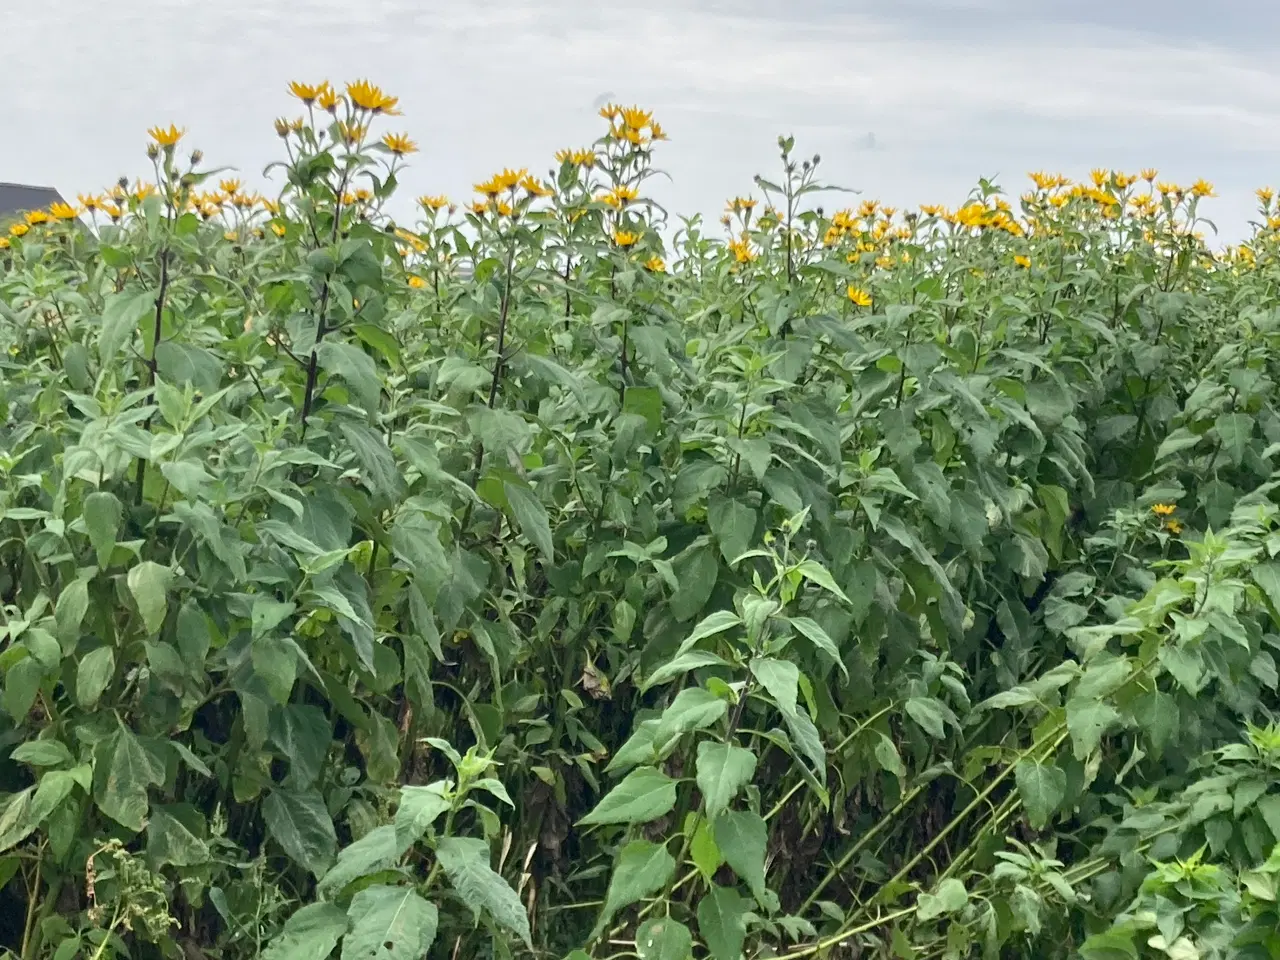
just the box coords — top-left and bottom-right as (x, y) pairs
(0, 182), (67, 221)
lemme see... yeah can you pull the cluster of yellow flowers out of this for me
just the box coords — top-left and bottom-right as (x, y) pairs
(597, 103), (667, 147)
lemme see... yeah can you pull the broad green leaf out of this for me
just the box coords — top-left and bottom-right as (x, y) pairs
(671, 544), (719, 622)
(697, 884), (748, 960)
(690, 818), (722, 881)
(76, 647), (115, 710)
(396, 784), (452, 850)
(342, 885), (438, 960)
(643, 650), (731, 692)
(261, 903), (348, 960)
(905, 697), (951, 739)
(713, 810), (768, 905)
(94, 726), (165, 832)
(126, 561), (172, 635)
(654, 687), (728, 747)
(434, 836), (532, 946)
(98, 288), (154, 368)
(708, 496), (757, 565)
(3, 659), (43, 721)
(749, 658), (799, 718)
(318, 340), (381, 415)
(268, 705), (331, 788)
(677, 610), (743, 656)
(1066, 698), (1121, 761)
(263, 787), (338, 878)
(695, 741), (757, 820)
(82, 491), (122, 569)
(794, 559), (851, 605)
(1214, 411), (1253, 465)
(594, 840), (676, 936)
(147, 804), (210, 867)
(917, 877), (967, 921)
(318, 825), (399, 897)
(874, 733), (906, 779)
(636, 917), (694, 960)
(0, 788), (35, 853)
(11, 740), (72, 768)
(1015, 760), (1066, 829)
(504, 479), (554, 560)
(580, 766), (678, 826)
(787, 617), (848, 678)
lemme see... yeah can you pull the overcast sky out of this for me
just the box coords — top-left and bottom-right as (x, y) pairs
(7, 0), (1279, 243)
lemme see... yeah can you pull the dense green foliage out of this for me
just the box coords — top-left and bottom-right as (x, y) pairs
(1, 85), (1280, 960)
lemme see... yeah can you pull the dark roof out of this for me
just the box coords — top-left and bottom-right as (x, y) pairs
(0, 182), (67, 219)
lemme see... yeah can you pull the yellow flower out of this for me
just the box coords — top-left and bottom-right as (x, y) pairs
(1257, 187), (1275, 205)
(104, 204), (123, 221)
(496, 201), (514, 217)
(49, 202), (79, 220)
(1090, 168), (1109, 187)
(219, 178), (242, 196)
(355, 188), (372, 202)
(613, 229), (640, 247)
(78, 193), (102, 211)
(1156, 182), (1179, 196)
(649, 121), (668, 142)
(382, 132), (418, 155)
(520, 174), (554, 197)
(1014, 254), (1031, 269)
(147, 124), (185, 147)
(470, 200), (490, 215)
(1151, 503), (1176, 517)
(599, 185), (639, 208)
(1140, 168), (1158, 181)
(346, 79), (401, 115)
(620, 105), (654, 130)
(418, 194), (450, 211)
(474, 168), (527, 198)
(224, 230), (238, 242)
(270, 222), (286, 237)
(261, 198), (280, 214)
(316, 83), (341, 112)
(645, 256), (666, 272)
(288, 81), (321, 103)
(338, 121), (367, 146)
(0, 238), (8, 249)
(728, 236), (757, 263)
(405, 275), (426, 290)
(846, 286), (872, 307)
(1164, 518), (1184, 535)
(24, 210), (50, 225)
(1190, 178), (1215, 198)
(9, 223), (30, 237)
(598, 102), (622, 121)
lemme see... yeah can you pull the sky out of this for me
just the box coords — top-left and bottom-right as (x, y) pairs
(6, 0), (1280, 243)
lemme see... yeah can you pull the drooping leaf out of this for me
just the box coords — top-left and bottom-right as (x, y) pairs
(318, 825), (399, 897)
(261, 903), (349, 960)
(263, 787), (338, 878)
(434, 836), (532, 946)
(126, 561), (172, 635)
(749, 658), (799, 718)
(82, 491), (122, 569)
(94, 726), (165, 832)
(1015, 760), (1067, 829)
(713, 811), (768, 905)
(697, 884), (748, 960)
(594, 840), (676, 936)
(504, 479), (554, 561)
(636, 917), (694, 960)
(695, 741), (757, 820)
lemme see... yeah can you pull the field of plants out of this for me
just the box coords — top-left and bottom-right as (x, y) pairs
(1, 78), (1279, 960)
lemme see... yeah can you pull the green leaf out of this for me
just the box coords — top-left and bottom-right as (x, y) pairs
(318, 340), (381, 415)
(3, 659), (43, 722)
(787, 617), (848, 678)
(794, 559), (851, 605)
(268, 705), (331, 788)
(11, 740), (73, 768)
(76, 647), (115, 710)
(82, 491), (122, 569)
(636, 917), (694, 960)
(434, 836), (532, 947)
(1214, 412), (1253, 465)
(708, 496), (757, 565)
(749, 658), (799, 718)
(318, 825), (399, 897)
(94, 726), (165, 832)
(395, 784), (452, 850)
(147, 804), (210, 867)
(697, 884), (748, 960)
(98, 288), (154, 368)
(263, 787), (338, 878)
(262, 903), (348, 960)
(623, 385), (663, 434)
(654, 687), (728, 747)
(1066, 698), (1121, 761)
(905, 697), (951, 739)
(677, 610), (743, 656)
(580, 766), (678, 826)
(1015, 760), (1067, 829)
(0, 789), (35, 853)
(595, 840), (676, 936)
(713, 811), (768, 905)
(643, 650), (731, 692)
(342, 885), (438, 960)
(695, 741), (757, 820)
(916, 877), (967, 921)
(1078, 929), (1139, 960)
(874, 733), (906, 779)
(126, 561), (172, 635)
(671, 544), (719, 622)
(690, 818), (722, 881)
(504, 479), (554, 561)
